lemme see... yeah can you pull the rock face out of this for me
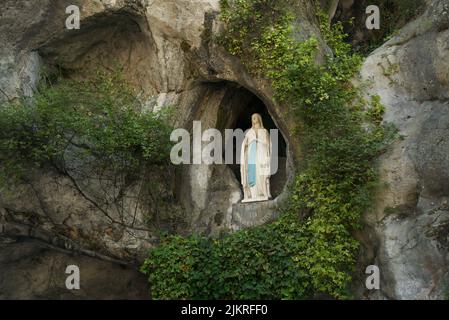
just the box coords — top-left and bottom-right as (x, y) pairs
(0, 236), (149, 299)
(1, 0), (449, 300)
(0, 0), (301, 281)
(357, 0), (449, 300)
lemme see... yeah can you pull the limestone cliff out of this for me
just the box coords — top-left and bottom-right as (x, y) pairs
(0, 0), (448, 299)
(357, 0), (449, 299)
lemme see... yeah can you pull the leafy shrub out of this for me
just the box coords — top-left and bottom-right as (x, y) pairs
(0, 70), (173, 189)
(141, 0), (396, 299)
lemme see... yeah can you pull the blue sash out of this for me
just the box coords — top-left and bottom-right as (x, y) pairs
(248, 140), (257, 188)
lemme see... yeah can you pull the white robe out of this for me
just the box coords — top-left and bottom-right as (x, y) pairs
(240, 128), (272, 202)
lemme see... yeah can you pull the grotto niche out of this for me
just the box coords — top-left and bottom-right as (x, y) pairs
(217, 82), (288, 201)
(174, 81), (292, 235)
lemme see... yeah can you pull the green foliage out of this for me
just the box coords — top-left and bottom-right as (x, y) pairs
(141, 0), (396, 299)
(141, 235), (206, 299)
(141, 208), (359, 299)
(366, 95), (385, 125)
(343, 0), (426, 55)
(218, 0), (290, 65)
(0, 70), (173, 186)
(376, 0), (426, 43)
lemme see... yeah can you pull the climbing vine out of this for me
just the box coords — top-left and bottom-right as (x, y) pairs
(141, 0), (396, 299)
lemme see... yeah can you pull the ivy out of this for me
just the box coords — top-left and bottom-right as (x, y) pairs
(141, 0), (396, 299)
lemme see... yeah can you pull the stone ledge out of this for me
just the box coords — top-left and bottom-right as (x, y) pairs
(231, 198), (282, 230)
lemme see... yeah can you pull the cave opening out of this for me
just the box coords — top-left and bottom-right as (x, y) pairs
(218, 83), (288, 200)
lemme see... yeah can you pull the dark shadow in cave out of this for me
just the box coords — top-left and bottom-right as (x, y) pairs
(218, 83), (288, 199)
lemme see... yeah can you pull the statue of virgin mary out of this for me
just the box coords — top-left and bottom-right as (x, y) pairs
(240, 113), (272, 203)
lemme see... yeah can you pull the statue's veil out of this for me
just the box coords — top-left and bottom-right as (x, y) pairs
(252, 113), (265, 129)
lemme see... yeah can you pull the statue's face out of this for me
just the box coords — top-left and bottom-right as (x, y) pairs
(252, 114), (260, 127)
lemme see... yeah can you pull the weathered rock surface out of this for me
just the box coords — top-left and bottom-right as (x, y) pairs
(0, 0), (300, 270)
(357, 0), (449, 299)
(1, 0), (449, 300)
(0, 236), (149, 299)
